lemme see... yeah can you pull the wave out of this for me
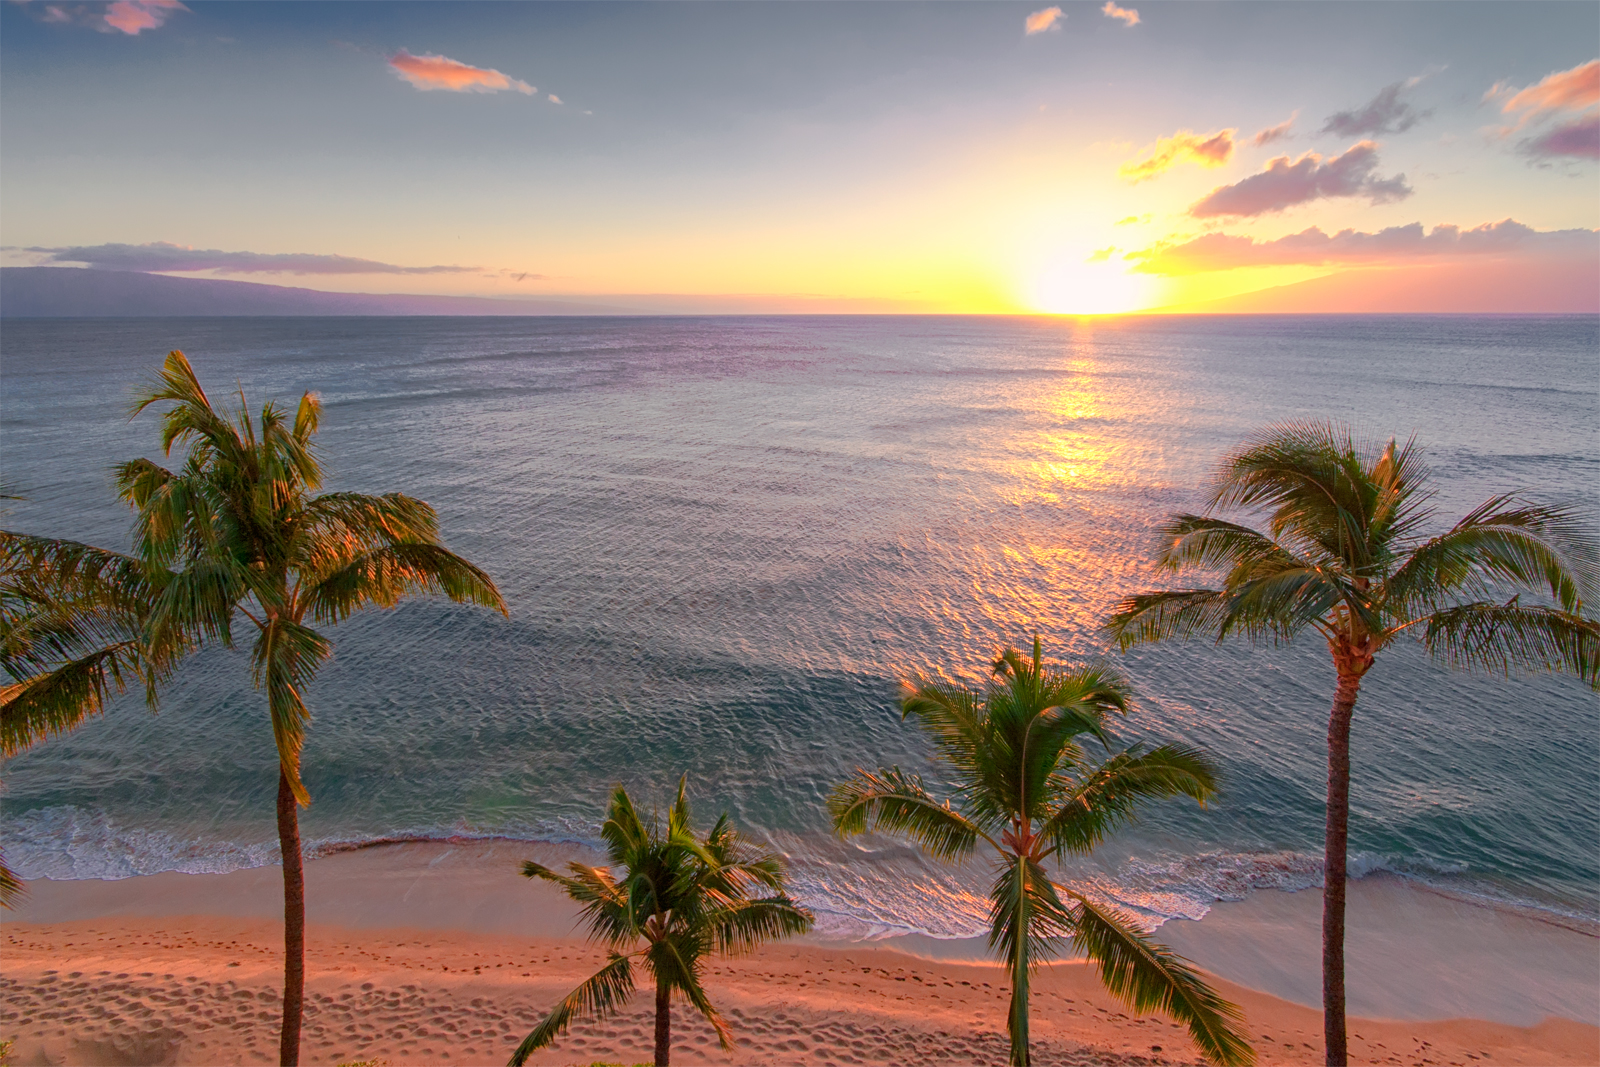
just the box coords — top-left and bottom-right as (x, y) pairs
(11, 805), (1591, 939)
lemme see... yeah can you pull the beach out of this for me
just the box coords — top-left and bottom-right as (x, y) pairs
(4, 841), (1596, 1066)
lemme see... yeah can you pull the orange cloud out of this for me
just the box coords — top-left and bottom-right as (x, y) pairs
(102, 0), (185, 35)
(1189, 142), (1410, 217)
(1119, 129), (1235, 183)
(1128, 219), (1595, 275)
(388, 50), (536, 95)
(1024, 7), (1063, 35)
(1499, 59), (1600, 118)
(1101, 1), (1140, 26)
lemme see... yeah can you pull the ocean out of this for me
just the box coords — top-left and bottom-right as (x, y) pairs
(2, 314), (1596, 939)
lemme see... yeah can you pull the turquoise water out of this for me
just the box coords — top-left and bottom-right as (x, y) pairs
(2, 315), (1596, 936)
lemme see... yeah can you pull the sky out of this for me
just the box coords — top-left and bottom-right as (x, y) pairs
(1, 1), (1596, 313)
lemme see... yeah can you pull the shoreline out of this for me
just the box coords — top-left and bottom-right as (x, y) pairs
(3, 841), (1596, 1066)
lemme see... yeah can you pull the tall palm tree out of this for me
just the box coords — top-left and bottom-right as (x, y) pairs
(0, 530), (181, 905)
(1103, 421), (1600, 1066)
(829, 637), (1254, 1067)
(510, 777), (813, 1067)
(119, 351), (507, 1066)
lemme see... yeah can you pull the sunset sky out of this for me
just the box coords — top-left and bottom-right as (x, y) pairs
(1, 1), (1596, 313)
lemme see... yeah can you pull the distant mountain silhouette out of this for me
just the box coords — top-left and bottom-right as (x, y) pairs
(0, 268), (635, 317)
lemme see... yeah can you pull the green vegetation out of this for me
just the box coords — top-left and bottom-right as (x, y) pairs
(829, 637), (1254, 1067)
(510, 778), (813, 1067)
(1105, 421), (1600, 1066)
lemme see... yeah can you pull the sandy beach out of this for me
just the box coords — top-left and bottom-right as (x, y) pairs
(4, 841), (1596, 1066)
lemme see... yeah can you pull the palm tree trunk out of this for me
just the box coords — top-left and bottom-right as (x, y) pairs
(1008, 862), (1030, 1067)
(654, 976), (671, 1066)
(276, 768), (305, 1067)
(1322, 675), (1359, 1067)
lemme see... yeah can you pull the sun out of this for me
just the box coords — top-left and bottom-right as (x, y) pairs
(1028, 256), (1155, 315)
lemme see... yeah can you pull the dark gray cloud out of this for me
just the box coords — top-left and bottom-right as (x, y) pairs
(1129, 219), (1597, 274)
(1519, 115), (1600, 161)
(1189, 141), (1412, 218)
(25, 242), (480, 275)
(1321, 82), (1431, 137)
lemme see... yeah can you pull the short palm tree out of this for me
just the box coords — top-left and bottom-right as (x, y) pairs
(119, 351), (507, 1066)
(1104, 421), (1599, 1067)
(829, 637), (1254, 1067)
(510, 778), (813, 1067)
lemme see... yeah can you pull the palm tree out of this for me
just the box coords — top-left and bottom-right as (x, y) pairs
(1, 530), (181, 905)
(829, 636), (1254, 1067)
(1103, 421), (1599, 1066)
(118, 351), (507, 1066)
(510, 777), (813, 1067)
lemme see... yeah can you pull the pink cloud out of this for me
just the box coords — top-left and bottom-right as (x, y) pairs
(388, 50), (535, 95)
(102, 0), (185, 35)
(1251, 117), (1294, 147)
(1521, 115), (1600, 160)
(1189, 142), (1411, 218)
(1024, 7), (1063, 35)
(1101, 1), (1140, 26)
(1127, 219), (1596, 275)
(1120, 129), (1235, 183)
(1499, 59), (1600, 117)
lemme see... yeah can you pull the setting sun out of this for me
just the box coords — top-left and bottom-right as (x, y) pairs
(1027, 255), (1154, 315)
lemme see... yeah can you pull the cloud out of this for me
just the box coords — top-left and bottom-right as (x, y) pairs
(1127, 219), (1595, 275)
(388, 49), (535, 95)
(1101, 1), (1139, 26)
(1024, 7), (1063, 35)
(547, 93), (562, 105)
(1520, 115), (1600, 160)
(1189, 141), (1411, 217)
(1497, 59), (1600, 118)
(1252, 116), (1295, 147)
(26, 242), (482, 275)
(1321, 82), (1431, 137)
(103, 0), (184, 34)
(1120, 129), (1235, 183)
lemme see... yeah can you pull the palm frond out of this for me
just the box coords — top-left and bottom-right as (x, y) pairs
(507, 952), (635, 1067)
(1067, 893), (1254, 1066)
(827, 767), (985, 861)
(705, 896), (815, 956)
(1420, 603), (1599, 688)
(650, 934), (735, 1050)
(1, 643), (142, 756)
(1039, 744), (1219, 858)
(302, 543), (505, 625)
(988, 854), (1075, 972)
(251, 617), (332, 804)
(0, 852), (23, 909)
(1104, 589), (1231, 649)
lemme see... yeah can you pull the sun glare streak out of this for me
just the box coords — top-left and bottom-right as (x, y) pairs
(1028, 257), (1154, 314)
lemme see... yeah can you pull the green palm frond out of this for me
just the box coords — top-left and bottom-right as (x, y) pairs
(0, 852), (23, 908)
(302, 543), (505, 624)
(1, 643), (142, 756)
(1039, 744), (1219, 858)
(1420, 602), (1600, 687)
(1067, 893), (1254, 1067)
(988, 854), (1075, 970)
(827, 767), (986, 861)
(650, 934), (735, 1050)
(1104, 589), (1232, 649)
(704, 896), (815, 956)
(507, 952), (635, 1067)
(1155, 515), (1302, 576)
(251, 617), (333, 803)
(298, 492), (443, 553)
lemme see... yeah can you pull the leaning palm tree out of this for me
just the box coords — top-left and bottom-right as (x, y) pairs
(118, 351), (507, 1066)
(829, 637), (1254, 1067)
(1104, 421), (1599, 1067)
(0, 530), (181, 905)
(510, 777), (813, 1067)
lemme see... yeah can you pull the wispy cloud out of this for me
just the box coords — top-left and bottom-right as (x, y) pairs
(1101, 1), (1139, 27)
(1495, 59), (1600, 119)
(388, 49), (536, 95)
(25, 242), (483, 275)
(1321, 82), (1431, 138)
(20, 0), (187, 34)
(1120, 129), (1235, 183)
(1190, 141), (1411, 217)
(1024, 7), (1063, 35)
(1252, 116), (1295, 147)
(1483, 59), (1599, 159)
(1128, 219), (1596, 275)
